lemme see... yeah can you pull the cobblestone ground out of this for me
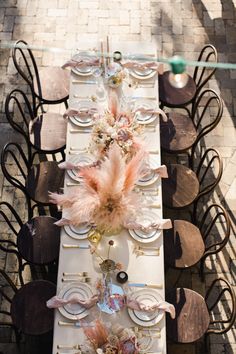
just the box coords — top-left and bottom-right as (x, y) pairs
(0, 1), (236, 353)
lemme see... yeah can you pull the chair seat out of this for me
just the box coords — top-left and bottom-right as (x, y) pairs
(33, 67), (70, 102)
(164, 220), (205, 268)
(29, 112), (67, 152)
(160, 112), (197, 153)
(159, 71), (196, 107)
(25, 161), (64, 204)
(162, 164), (199, 208)
(11, 280), (56, 335)
(17, 216), (60, 265)
(166, 288), (210, 343)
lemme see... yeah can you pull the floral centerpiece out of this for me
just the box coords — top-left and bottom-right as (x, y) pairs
(90, 92), (141, 159)
(82, 320), (141, 354)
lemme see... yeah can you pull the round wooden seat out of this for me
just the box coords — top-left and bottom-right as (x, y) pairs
(17, 216), (60, 265)
(11, 280), (56, 335)
(159, 71), (196, 107)
(162, 164), (199, 208)
(29, 112), (67, 152)
(25, 161), (64, 204)
(160, 113), (197, 153)
(166, 288), (210, 343)
(164, 220), (205, 268)
(33, 67), (70, 103)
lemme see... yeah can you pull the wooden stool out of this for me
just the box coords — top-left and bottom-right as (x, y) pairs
(11, 280), (56, 335)
(160, 113), (197, 153)
(17, 216), (60, 265)
(164, 220), (205, 268)
(166, 288), (210, 343)
(26, 161), (64, 204)
(162, 164), (199, 208)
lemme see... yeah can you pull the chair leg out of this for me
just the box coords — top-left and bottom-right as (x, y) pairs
(199, 259), (205, 282)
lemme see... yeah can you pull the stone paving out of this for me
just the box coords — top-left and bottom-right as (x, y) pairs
(0, 1), (236, 353)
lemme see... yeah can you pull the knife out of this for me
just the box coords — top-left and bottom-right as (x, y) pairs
(58, 321), (94, 327)
(128, 283), (163, 289)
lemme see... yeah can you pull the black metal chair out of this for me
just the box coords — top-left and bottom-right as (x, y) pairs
(5, 89), (67, 164)
(162, 148), (223, 217)
(164, 204), (231, 281)
(159, 44), (218, 116)
(12, 39), (70, 113)
(160, 89), (223, 163)
(1, 142), (64, 219)
(0, 269), (56, 343)
(166, 278), (236, 349)
(0, 201), (60, 284)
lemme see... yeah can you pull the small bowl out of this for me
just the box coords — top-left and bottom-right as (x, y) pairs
(113, 51), (122, 62)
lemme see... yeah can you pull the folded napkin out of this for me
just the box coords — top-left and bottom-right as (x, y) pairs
(122, 61), (158, 71)
(141, 164), (168, 179)
(63, 108), (98, 120)
(62, 57), (100, 70)
(135, 107), (168, 122)
(126, 297), (175, 319)
(47, 294), (98, 309)
(124, 218), (172, 232)
(58, 160), (100, 170)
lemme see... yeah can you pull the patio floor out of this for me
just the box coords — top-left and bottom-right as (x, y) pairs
(0, 1), (236, 353)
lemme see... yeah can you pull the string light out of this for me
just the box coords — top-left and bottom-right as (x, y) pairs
(1, 41), (236, 89)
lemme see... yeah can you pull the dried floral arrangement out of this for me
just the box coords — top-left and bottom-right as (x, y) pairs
(90, 92), (141, 159)
(49, 143), (145, 232)
(82, 320), (141, 354)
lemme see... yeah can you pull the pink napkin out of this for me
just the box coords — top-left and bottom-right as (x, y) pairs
(124, 218), (172, 232)
(63, 108), (98, 120)
(122, 61), (158, 71)
(135, 107), (168, 122)
(58, 160), (100, 170)
(126, 297), (176, 319)
(141, 164), (168, 179)
(62, 57), (99, 69)
(47, 294), (98, 309)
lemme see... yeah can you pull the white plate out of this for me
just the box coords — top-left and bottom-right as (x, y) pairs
(64, 223), (92, 240)
(136, 156), (159, 187)
(58, 282), (94, 320)
(129, 55), (157, 80)
(66, 153), (96, 182)
(69, 100), (97, 127)
(134, 100), (157, 125)
(71, 52), (97, 76)
(128, 288), (164, 327)
(128, 210), (161, 243)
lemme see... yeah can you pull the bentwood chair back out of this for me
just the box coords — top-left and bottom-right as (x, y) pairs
(12, 39), (70, 113)
(166, 278), (236, 345)
(160, 89), (223, 159)
(5, 89), (66, 164)
(1, 142), (64, 218)
(164, 203), (231, 280)
(162, 148), (223, 211)
(159, 44), (218, 115)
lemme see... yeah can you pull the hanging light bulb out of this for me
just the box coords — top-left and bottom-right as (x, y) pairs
(168, 56), (189, 88)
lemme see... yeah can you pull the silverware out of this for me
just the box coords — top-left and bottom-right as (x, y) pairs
(61, 277), (91, 283)
(132, 326), (161, 333)
(70, 147), (88, 151)
(63, 272), (88, 276)
(58, 320), (94, 327)
(72, 80), (96, 84)
(66, 182), (80, 186)
(62, 244), (90, 249)
(135, 250), (160, 256)
(128, 283), (163, 289)
(148, 150), (159, 154)
(149, 204), (161, 209)
(57, 344), (81, 349)
(137, 245), (160, 251)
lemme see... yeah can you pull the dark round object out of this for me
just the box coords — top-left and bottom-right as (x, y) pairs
(113, 51), (122, 62)
(116, 271), (128, 284)
(11, 280), (56, 335)
(17, 216), (60, 265)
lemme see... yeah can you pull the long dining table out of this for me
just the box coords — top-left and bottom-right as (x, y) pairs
(52, 40), (166, 354)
